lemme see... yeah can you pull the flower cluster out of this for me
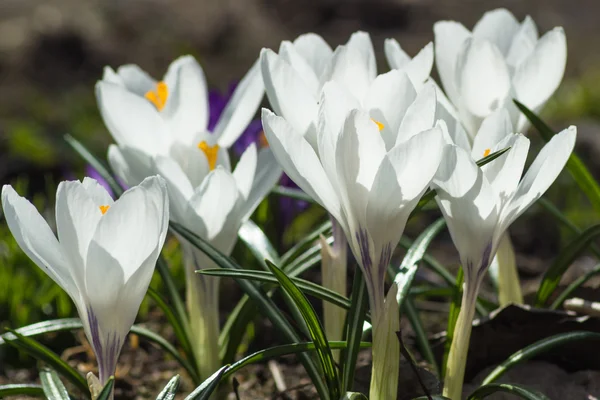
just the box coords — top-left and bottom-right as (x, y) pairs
(1, 7), (578, 400)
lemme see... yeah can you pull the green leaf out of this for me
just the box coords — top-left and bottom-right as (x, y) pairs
(271, 186), (316, 203)
(198, 269), (357, 315)
(40, 368), (70, 400)
(403, 297), (439, 378)
(266, 260), (341, 399)
(184, 365), (228, 400)
(63, 134), (124, 197)
(280, 220), (331, 268)
(219, 295), (257, 364)
(468, 383), (550, 400)
(535, 224), (600, 307)
(146, 287), (196, 378)
(3, 329), (88, 394)
(222, 341), (372, 381)
(170, 221), (329, 399)
(0, 384), (45, 397)
(514, 100), (600, 215)
(156, 375), (181, 400)
(550, 263), (600, 309)
(341, 269), (368, 392)
(96, 377), (115, 400)
(394, 218), (446, 309)
(0, 319), (197, 384)
(238, 220), (280, 269)
(482, 331), (600, 385)
(442, 267), (464, 377)
(412, 396), (452, 400)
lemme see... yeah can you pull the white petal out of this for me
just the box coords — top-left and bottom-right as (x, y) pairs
(346, 31), (377, 82)
(96, 82), (170, 154)
(512, 27), (567, 114)
(107, 145), (154, 187)
(384, 38), (410, 70)
(335, 110), (387, 235)
(260, 49), (318, 136)
(162, 55), (209, 144)
(432, 146), (500, 274)
(240, 148), (283, 221)
(168, 140), (210, 188)
(279, 41), (320, 96)
(261, 108), (341, 221)
(472, 8), (520, 55)
(292, 33), (333, 78)
(433, 20), (471, 105)
(435, 98), (471, 151)
(152, 155), (194, 223)
(55, 180), (104, 291)
(500, 126), (576, 231)
(396, 81), (437, 144)
(365, 70), (416, 149)
(233, 143), (258, 201)
(471, 107), (514, 158)
(213, 60), (265, 147)
(188, 168), (239, 240)
(506, 16), (539, 68)
(102, 66), (124, 86)
(456, 38), (511, 118)
(115, 64), (155, 96)
(1, 185), (75, 296)
(82, 178), (115, 207)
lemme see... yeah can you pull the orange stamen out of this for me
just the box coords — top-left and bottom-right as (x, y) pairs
(144, 81), (169, 111)
(483, 148), (491, 157)
(258, 131), (269, 148)
(99, 205), (110, 215)
(198, 141), (219, 170)
(370, 118), (384, 131)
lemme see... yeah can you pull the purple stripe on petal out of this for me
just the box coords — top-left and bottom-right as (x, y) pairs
(355, 228), (373, 271)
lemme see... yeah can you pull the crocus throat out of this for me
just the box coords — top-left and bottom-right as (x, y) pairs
(483, 148), (491, 157)
(99, 205), (110, 215)
(198, 141), (219, 170)
(145, 81), (169, 111)
(258, 131), (269, 148)
(370, 118), (384, 131)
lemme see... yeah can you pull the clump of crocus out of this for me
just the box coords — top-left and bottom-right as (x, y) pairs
(2, 176), (169, 398)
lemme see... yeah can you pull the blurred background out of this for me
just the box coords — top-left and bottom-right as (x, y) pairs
(2, 0), (600, 391)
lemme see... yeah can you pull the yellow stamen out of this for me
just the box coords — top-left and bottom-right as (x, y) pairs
(371, 118), (384, 131)
(483, 148), (491, 157)
(258, 131), (269, 148)
(99, 205), (110, 215)
(198, 141), (219, 170)
(144, 81), (169, 111)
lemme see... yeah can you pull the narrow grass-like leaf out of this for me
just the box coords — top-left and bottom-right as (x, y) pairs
(535, 224), (600, 307)
(219, 295), (257, 364)
(170, 222), (329, 399)
(468, 383), (550, 400)
(280, 220), (332, 268)
(156, 375), (181, 400)
(184, 365), (228, 400)
(341, 393), (368, 399)
(238, 220), (280, 269)
(442, 267), (464, 377)
(64, 134), (124, 197)
(271, 186), (316, 203)
(341, 269), (369, 392)
(482, 331), (600, 385)
(538, 197), (600, 258)
(222, 341), (372, 380)
(395, 218), (446, 309)
(40, 368), (70, 400)
(198, 269), (356, 314)
(266, 260), (341, 399)
(146, 287), (195, 375)
(284, 237), (332, 277)
(515, 100), (600, 214)
(96, 377), (115, 400)
(550, 263), (600, 309)
(0, 384), (45, 397)
(4, 329), (88, 394)
(403, 297), (439, 378)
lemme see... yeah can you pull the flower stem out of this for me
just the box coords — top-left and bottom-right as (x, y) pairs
(443, 282), (478, 399)
(495, 235), (523, 306)
(320, 216), (348, 362)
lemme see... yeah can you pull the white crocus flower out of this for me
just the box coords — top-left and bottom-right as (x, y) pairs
(384, 39), (434, 90)
(1, 176), (169, 391)
(434, 8), (567, 137)
(262, 83), (445, 398)
(433, 127), (576, 399)
(97, 55), (265, 177)
(261, 31), (433, 146)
